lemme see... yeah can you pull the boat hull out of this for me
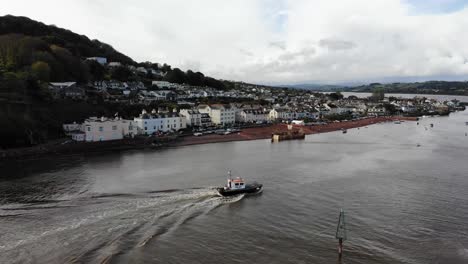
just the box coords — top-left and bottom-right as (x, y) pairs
(217, 184), (263, 197)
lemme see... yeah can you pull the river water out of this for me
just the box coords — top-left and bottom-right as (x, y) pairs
(1, 111), (468, 264)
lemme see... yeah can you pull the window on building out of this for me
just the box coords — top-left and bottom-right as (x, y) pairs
(87, 127), (91, 131)
(99, 127), (103, 132)
(112, 126), (117, 130)
(129, 126), (133, 130)
(154, 126), (156, 130)
(145, 127), (148, 130)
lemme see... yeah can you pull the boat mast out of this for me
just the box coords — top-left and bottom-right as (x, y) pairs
(335, 208), (347, 260)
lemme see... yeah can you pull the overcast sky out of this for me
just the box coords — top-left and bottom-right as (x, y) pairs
(2, 0), (468, 84)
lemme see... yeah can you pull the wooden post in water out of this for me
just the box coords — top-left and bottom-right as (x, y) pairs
(335, 209), (347, 259)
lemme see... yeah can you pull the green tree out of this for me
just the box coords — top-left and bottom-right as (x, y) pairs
(164, 68), (186, 84)
(85, 59), (105, 81)
(31, 61), (50, 82)
(371, 88), (385, 101)
(328, 92), (344, 100)
(111, 65), (132, 81)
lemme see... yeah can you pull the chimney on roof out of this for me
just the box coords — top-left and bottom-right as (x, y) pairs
(142, 109), (147, 115)
(152, 109), (157, 114)
(101, 116), (105, 122)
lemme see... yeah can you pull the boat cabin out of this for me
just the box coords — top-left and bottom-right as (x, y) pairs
(225, 177), (246, 190)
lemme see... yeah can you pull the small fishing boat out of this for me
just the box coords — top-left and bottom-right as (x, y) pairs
(394, 121), (401, 124)
(342, 129), (347, 134)
(217, 171), (262, 197)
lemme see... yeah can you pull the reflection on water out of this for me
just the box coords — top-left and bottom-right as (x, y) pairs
(1, 111), (468, 263)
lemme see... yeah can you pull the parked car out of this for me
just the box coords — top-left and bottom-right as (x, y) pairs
(194, 132), (203, 136)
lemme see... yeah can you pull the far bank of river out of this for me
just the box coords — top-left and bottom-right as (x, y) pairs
(335, 92), (468, 103)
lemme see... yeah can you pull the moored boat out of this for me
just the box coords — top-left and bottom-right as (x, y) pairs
(217, 171), (263, 197)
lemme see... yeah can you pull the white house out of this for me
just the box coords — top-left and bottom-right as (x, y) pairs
(198, 104), (235, 126)
(82, 117), (136, 142)
(238, 109), (269, 123)
(70, 132), (85, 141)
(180, 109), (202, 127)
(136, 67), (148, 74)
(49, 82), (77, 90)
(108, 62), (122, 67)
(63, 122), (82, 135)
(367, 105), (387, 116)
(269, 108), (294, 121)
(200, 113), (212, 127)
(152, 81), (179, 89)
(134, 109), (187, 135)
(86, 57), (107, 65)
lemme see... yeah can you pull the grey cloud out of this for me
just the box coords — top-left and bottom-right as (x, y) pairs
(239, 49), (254, 57)
(319, 38), (356, 50)
(278, 47), (316, 61)
(269, 41), (286, 50)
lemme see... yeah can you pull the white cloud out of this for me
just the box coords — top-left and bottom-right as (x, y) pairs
(2, 0), (468, 84)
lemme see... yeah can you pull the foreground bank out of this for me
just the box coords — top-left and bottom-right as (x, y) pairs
(0, 116), (417, 160)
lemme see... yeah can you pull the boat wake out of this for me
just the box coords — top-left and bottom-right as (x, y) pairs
(0, 187), (246, 263)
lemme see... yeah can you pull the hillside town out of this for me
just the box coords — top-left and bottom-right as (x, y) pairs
(58, 57), (466, 143)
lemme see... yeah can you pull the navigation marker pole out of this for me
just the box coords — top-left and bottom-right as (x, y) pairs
(335, 209), (347, 259)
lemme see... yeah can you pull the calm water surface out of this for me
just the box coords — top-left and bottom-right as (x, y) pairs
(1, 111), (468, 264)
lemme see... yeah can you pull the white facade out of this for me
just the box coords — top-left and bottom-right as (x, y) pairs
(134, 110), (187, 135)
(82, 117), (136, 142)
(108, 62), (122, 67)
(269, 109), (293, 120)
(63, 122), (82, 133)
(239, 109), (269, 123)
(86, 57), (107, 65)
(180, 109), (202, 127)
(198, 104), (235, 126)
(152, 81), (179, 89)
(49, 82), (76, 90)
(71, 132), (85, 141)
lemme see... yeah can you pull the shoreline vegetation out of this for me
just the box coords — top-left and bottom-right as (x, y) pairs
(0, 116), (417, 161)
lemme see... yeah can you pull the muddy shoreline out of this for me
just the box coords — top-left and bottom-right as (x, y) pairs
(174, 116), (418, 147)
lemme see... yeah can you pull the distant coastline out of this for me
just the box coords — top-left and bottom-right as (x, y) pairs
(319, 91), (468, 103)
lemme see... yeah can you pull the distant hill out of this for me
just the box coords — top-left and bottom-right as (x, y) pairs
(351, 81), (468, 96)
(280, 83), (348, 91)
(281, 80), (468, 95)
